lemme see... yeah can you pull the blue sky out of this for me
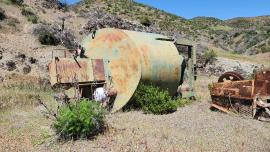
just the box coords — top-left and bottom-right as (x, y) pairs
(64, 0), (270, 20)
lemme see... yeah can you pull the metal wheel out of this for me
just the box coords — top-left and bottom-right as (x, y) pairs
(218, 71), (244, 82)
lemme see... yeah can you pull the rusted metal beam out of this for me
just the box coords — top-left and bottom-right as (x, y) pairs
(210, 69), (270, 120)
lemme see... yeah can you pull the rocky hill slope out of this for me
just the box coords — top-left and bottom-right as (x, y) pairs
(73, 0), (270, 55)
(0, 0), (269, 81)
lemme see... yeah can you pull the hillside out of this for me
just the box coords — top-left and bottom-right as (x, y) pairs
(0, 0), (269, 80)
(73, 0), (270, 55)
(0, 0), (270, 151)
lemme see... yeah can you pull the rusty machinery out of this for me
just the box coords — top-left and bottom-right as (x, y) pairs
(210, 69), (270, 121)
(49, 28), (197, 112)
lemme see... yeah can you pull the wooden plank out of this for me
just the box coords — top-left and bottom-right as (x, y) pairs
(211, 103), (231, 114)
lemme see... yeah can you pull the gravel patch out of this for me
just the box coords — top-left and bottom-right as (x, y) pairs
(205, 57), (265, 77)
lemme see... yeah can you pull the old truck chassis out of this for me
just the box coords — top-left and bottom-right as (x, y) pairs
(210, 69), (270, 121)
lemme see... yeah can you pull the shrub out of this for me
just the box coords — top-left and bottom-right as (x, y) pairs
(27, 15), (38, 24)
(140, 16), (151, 27)
(21, 7), (39, 24)
(7, 18), (20, 27)
(128, 84), (178, 115)
(53, 100), (106, 139)
(203, 49), (217, 64)
(175, 98), (192, 107)
(0, 8), (6, 21)
(9, 0), (24, 6)
(38, 33), (60, 45)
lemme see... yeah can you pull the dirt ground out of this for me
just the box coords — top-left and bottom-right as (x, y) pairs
(1, 101), (270, 152)
(0, 75), (270, 152)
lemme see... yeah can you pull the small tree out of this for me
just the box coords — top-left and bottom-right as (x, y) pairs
(203, 49), (217, 65)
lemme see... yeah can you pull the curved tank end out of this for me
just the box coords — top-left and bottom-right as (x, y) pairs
(82, 28), (142, 113)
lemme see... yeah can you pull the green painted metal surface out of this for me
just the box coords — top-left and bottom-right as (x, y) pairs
(82, 28), (184, 112)
(49, 28), (195, 112)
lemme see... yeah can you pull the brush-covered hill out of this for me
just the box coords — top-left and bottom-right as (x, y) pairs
(73, 0), (270, 55)
(0, 0), (269, 80)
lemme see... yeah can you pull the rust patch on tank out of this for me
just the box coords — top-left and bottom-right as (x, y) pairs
(92, 59), (105, 81)
(140, 45), (150, 66)
(95, 31), (126, 43)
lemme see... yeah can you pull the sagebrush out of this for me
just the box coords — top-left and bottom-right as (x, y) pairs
(21, 7), (38, 24)
(53, 100), (106, 139)
(38, 33), (60, 45)
(0, 8), (6, 21)
(9, 0), (24, 5)
(140, 16), (151, 27)
(203, 49), (217, 64)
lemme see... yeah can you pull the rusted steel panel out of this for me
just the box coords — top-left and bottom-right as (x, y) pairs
(254, 70), (270, 96)
(210, 69), (270, 118)
(49, 58), (94, 85)
(92, 59), (105, 81)
(211, 80), (253, 99)
(56, 59), (90, 83)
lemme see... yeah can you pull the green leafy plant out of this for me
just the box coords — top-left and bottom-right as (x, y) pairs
(127, 84), (178, 115)
(53, 100), (106, 140)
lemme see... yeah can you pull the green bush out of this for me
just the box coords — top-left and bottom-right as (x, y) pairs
(38, 33), (60, 45)
(203, 49), (217, 64)
(27, 15), (38, 24)
(128, 84), (178, 115)
(21, 7), (34, 16)
(53, 100), (106, 139)
(21, 7), (39, 24)
(9, 0), (24, 6)
(0, 8), (6, 21)
(140, 16), (151, 27)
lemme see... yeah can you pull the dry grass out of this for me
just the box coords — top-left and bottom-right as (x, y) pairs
(209, 45), (270, 67)
(0, 107), (54, 151)
(0, 74), (270, 151)
(0, 74), (56, 151)
(216, 50), (270, 66)
(194, 74), (217, 102)
(0, 74), (54, 109)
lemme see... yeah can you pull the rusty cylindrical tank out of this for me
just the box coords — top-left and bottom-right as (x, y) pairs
(49, 28), (187, 112)
(82, 28), (184, 112)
